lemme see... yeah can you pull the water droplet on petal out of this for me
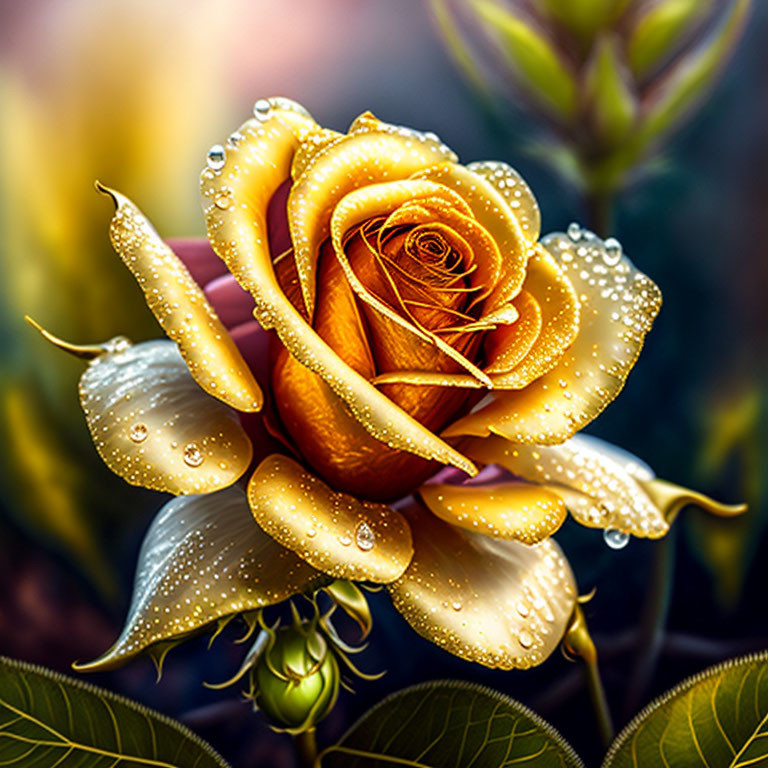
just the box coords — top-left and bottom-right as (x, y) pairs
(306, 528), (317, 538)
(603, 237), (623, 266)
(253, 99), (272, 121)
(355, 522), (375, 551)
(129, 423), (148, 443)
(207, 144), (226, 171)
(516, 601), (530, 618)
(519, 630), (534, 649)
(183, 442), (204, 467)
(451, 601), (463, 612)
(603, 528), (630, 550)
(214, 189), (233, 209)
(338, 535), (352, 547)
(567, 222), (582, 241)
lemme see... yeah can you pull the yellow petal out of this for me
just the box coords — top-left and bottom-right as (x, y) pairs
(98, 184), (263, 413)
(420, 481), (566, 544)
(75, 485), (324, 671)
(412, 162), (528, 307)
(484, 289), (543, 373)
(467, 160), (541, 244)
(201, 106), (476, 478)
(291, 127), (344, 180)
(388, 501), (576, 669)
(288, 129), (455, 316)
(330, 179), (492, 386)
(443, 231), (661, 442)
(80, 339), (253, 494)
(247, 454), (413, 583)
(463, 433), (669, 538)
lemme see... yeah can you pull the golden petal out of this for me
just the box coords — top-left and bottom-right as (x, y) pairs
(443, 231), (661, 442)
(467, 160), (541, 243)
(75, 485), (324, 671)
(374, 245), (578, 390)
(290, 127), (345, 181)
(201, 108), (476, 478)
(388, 501), (576, 670)
(463, 433), (669, 538)
(330, 179), (492, 386)
(347, 111), (459, 163)
(97, 184), (263, 413)
(80, 339), (253, 494)
(412, 163), (528, 307)
(247, 454), (414, 583)
(420, 481), (566, 544)
(484, 290), (543, 373)
(288, 129), (455, 316)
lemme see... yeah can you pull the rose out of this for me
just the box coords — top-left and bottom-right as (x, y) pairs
(36, 98), (741, 674)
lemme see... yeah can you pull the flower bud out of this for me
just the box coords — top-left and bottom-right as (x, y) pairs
(252, 622), (340, 733)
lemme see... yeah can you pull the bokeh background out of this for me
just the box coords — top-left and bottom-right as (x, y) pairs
(1, 1), (766, 766)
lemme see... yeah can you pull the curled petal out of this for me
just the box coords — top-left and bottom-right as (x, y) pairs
(288, 126), (455, 316)
(80, 340), (252, 494)
(98, 184), (263, 412)
(330, 179), (491, 385)
(463, 434), (669, 538)
(201, 106), (476, 477)
(467, 161), (541, 244)
(484, 290), (543, 374)
(247, 455), (413, 583)
(75, 486), (323, 671)
(443, 231), (661, 442)
(388, 502), (576, 670)
(412, 162), (527, 306)
(420, 482), (566, 544)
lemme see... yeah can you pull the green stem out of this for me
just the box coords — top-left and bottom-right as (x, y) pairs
(584, 185), (615, 238)
(583, 650), (615, 751)
(293, 728), (318, 768)
(564, 606), (614, 750)
(622, 529), (676, 720)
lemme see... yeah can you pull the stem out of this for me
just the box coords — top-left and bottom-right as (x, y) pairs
(584, 185), (615, 238)
(563, 606), (614, 750)
(293, 728), (318, 768)
(622, 529), (676, 720)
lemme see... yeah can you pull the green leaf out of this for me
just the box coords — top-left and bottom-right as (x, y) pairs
(585, 35), (638, 147)
(471, 0), (578, 120)
(542, 0), (630, 39)
(628, 0), (715, 79)
(0, 656), (230, 767)
(603, 651), (768, 767)
(637, 0), (752, 149)
(319, 680), (584, 767)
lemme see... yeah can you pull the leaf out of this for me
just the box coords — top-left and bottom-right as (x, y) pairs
(76, 486), (326, 672)
(541, 0), (630, 39)
(0, 656), (230, 767)
(471, 0), (578, 120)
(319, 680), (584, 767)
(603, 651), (768, 767)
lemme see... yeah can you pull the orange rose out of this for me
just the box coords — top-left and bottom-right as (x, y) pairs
(34, 98), (742, 674)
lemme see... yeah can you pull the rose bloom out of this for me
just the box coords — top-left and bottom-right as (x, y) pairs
(36, 98), (739, 674)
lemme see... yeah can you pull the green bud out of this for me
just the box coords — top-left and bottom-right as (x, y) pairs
(252, 622), (340, 734)
(541, 0), (629, 39)
(471, 0), (578, 120)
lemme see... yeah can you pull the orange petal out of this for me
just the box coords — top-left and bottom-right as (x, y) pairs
(467, 160), (541, 244)
(443, 231), (661, 443)
(463, 434), (669, 538)
(412, 162), (528, 308)
(420, 481), (566, 544)
(201, 101), (476, 478)
(388, 501), (576, 669)
(75, 485), (324, 671)
(288, 128), (457, 317)
(247, 454), (413, 583)
(330, 179), (492, 385)
(484, 290), (543, 374)
(80, 340), (253, 494)
(98, 184), (263, 412)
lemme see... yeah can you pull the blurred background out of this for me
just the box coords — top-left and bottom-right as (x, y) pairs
(0, 1), (766, 765)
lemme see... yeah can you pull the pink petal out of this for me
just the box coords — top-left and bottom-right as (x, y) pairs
(166, 237), (228, 288)
(267, 179), (292, 258)
(204, 273), (256, 330)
